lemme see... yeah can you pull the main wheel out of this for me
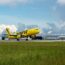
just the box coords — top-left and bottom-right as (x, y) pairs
(26, 38), (28, 41)
(2, 37), (5, 40)
(17, 39), (20, 41)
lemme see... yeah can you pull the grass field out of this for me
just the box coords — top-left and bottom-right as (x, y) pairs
(0, 41), (65, 65)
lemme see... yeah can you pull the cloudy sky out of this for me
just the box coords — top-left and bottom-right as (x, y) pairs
(0, 0), (65, 34)
(0, 0), (65, 24)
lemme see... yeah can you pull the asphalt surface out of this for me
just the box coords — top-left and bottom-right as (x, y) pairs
(0, 40), (65, 42)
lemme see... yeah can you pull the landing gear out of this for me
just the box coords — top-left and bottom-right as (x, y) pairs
(25, 36), (31, 41)
(26, 38), (28, 41)
(17, 39), (20, 41)
(2, 37), (5, 40)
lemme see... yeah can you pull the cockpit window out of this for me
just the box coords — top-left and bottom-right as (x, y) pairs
(35, 29), (38, 30)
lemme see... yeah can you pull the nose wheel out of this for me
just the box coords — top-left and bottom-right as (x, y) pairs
(26, 38), (28, 41)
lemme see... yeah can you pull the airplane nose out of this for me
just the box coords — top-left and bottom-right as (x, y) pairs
(38, 29), (40, 33)
(36, 29), (40, 33)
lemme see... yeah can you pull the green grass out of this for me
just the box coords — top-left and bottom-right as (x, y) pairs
(0, 41), (65, 65)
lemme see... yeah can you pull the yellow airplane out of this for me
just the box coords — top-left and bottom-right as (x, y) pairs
(2, 28), (40, 41)
(17, 28), (40, 40)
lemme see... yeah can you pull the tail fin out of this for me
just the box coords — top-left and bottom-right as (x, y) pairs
(6, 28), (11, 35)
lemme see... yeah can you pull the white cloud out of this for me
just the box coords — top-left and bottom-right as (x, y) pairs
(57, 0), (65, 5)
(0, 0), (31, 5)
(0, 0), (45, 5)
(42, 22), (52, 29)
(6, 25), (17, 33)
(48, 31), (52, 34)
(0, 24), (17, 34)
(54, 21), (65, 29)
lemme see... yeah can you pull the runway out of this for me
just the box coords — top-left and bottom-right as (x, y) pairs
(30, 40), (65, 42)
(0, 40), (65, 42)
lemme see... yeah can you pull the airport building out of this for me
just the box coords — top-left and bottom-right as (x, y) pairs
(44, 35), (65, 40)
